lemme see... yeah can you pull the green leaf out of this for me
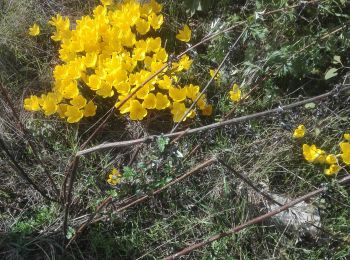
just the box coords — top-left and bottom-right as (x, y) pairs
(122, 166), (137, 180)
(157, 135), (169, 152)
(66, 226), (75, 239)
(332, 55), (341, 64)
(324, 68), (338, 80)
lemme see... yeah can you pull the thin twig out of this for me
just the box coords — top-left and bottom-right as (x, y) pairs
(163, 174), (350, 259)
(218, 159), (283, 206)
(0, 136), (51, 201)
(77, 85), (350, 156)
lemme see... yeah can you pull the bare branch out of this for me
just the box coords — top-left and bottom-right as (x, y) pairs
(77, 85), (350, 156)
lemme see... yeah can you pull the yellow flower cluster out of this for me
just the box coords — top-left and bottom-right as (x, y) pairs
(107, 168), (122, 186)
(24, 0), (212, 123)
(294, 125), (350, 176)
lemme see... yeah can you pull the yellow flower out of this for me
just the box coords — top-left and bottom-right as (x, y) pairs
(53, 65), (68, 80)
(197, 96), (207, 110)
(176, 24), (191, 42)
(154, 48), (168, 62)
(107, 168), (122, 186)
(157, 75), (172, 90)
(84, 101), (97, 117)
(115, 96), (132, 114)
(150, 0), (162, 14)
(62, 80), (79, 99)
(209, 69), (221, 81)
(302, 144), (326, 164)
(142, 93), (156, 109)
(155, 93), (170, 110)
(87, 75), (102, 90)
(70, 95), (87, 109)
(185, 84), (199, 101)
(83, 52), (98, 68)
(96, 83), (114, 98)
(29, 23), (40, 36)
(201, 104), (213, 116)
(114, 82), (131, 95)
(57, 104), (68, 118)
(169, 86), (187, 102)
(344, 133), (350, 141)
(173, 55), (192, 71)
(339, 141), (350, 165)
(229, 83), (241, 102)
(136, 18), (150, 35)
(101, 0), (113, 6)
(171, 102), (187, 122)
(293, 125), (306, 139)
(149, 13), (163, 30)
(41, 94), (58, 116)
(326, 154), (337, 165)
(24, 95), (40, 111)
(65, 105), (84, 123)
(130, 100), (147, 120)
(135, 85), (150, 99)
(324, 164), (341, 176)
(147, 37), (161, 52)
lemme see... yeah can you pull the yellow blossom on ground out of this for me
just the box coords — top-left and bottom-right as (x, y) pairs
(142, 93), (156, 109)
(293, 125), (306, 139)
(65, 105), (83, 123)
(339, 141), (350, 165)
(197, 96), (207, 110)
(158, 75), (172, 90)
(101, 0), (113, 6)
(57, 104), (68, 118)
(201, 104), (213, 116)
(62, 80), (79, 99)
(24, 95), (41, 111)
(176, 24), (191, 42)
(129, 100), (147, 120)
(149, 13), (163, 30)
(229, 83), (241, 102)
(324, 164), (341, 176)
(87, 75), (102, 91)
(155, 93), (170, 110)
(173, 55), (192, 71)
(107, 168), (122, 186)
(136, 18), (150, 35)
(83, 101), (97, 117)
(70, 95), (87, 109)
(150, 0), (162, 13)
(185, 84), (199, 101)
(169, 86), (186, 102)
(326, 154), (337, 165)
(29, 23), (40, 36)
(171, 102), (187, 122)
(302, 144), (326, 164)
(41, 94), (58, 116)
(344, 133), (350, 141)
(209, 69), (221, 81)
